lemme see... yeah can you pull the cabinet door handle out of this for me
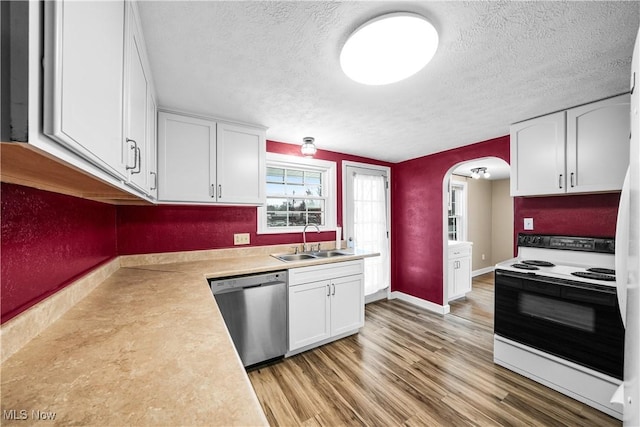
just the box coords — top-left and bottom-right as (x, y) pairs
(125, 138), (137, 170)
(210, 184), (215, 198)
(132, 147), (142, 175)
(327, 284), (331, 297)
(570, 172), (575, 188)
(150, 172), (157, 190)
(332, 283), (336, 296)
(218, 184), (222, 199)
(558, 174), (563, 189)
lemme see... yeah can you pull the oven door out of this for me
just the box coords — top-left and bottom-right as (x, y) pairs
(495, 269), (624, 380)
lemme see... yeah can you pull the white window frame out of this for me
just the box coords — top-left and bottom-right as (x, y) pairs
(257, 152), (337, 234)
(448, 181), (467, 241)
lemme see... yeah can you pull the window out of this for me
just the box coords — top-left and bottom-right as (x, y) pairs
(448, 181), (466, 241)
(258, 153), (336, 234)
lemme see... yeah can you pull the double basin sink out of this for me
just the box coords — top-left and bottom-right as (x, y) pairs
(272, 250), (351, 262)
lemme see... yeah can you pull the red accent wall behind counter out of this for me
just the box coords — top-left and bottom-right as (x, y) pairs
(116, 140), (392, 254)
(1, 183), (117, 323)
(514, 193), (620, 238)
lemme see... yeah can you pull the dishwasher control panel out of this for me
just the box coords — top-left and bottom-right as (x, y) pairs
(208, 270), (288, 294)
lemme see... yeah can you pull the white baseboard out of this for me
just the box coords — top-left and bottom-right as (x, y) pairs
(389, 291), (450, 315)
(472, 266), (494, 277)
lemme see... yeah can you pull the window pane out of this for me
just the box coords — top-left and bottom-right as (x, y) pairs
(267, 167), (285, 183)
(288, 212), (306, 226)
(305, 171), (321, 185)
(308, 212), (324, 226)
(266, 182), (286, 196)
(286, 169), (304, 184)
(266, 198), (288, 211)
(306, 199), (323, 212)
(286, 183), (305, 196)
(305, 185), (322, 197)
(291, 199), (306, 211)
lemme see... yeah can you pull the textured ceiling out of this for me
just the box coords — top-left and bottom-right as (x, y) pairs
(138, 1), (639, 163)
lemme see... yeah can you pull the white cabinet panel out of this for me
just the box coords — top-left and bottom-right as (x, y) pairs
(217, 123), (265, 204)
(567, 95), (630, 193)
(44, 0), (126, 179)
(330, 275), (365, 337)
(147, 93), (158, 199)
(158, 113), (216, 202)
(288, 280), (331, 351)
(448, 242), (472, 301)
(510, 112), (566, 196)
(123, 19), (148, 191)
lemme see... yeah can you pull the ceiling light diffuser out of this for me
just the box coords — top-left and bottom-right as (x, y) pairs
(340, 13), (439, 85)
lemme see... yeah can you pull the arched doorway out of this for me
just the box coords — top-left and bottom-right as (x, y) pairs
(442, 157), (512, 306)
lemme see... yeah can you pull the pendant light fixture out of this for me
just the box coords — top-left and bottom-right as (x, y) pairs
(301, 137), (317, 157)
(340, 12), (439, 85)
(470, 167), (491, 179)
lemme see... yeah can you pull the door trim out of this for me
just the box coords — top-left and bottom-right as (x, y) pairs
(342, 161), (391, 301)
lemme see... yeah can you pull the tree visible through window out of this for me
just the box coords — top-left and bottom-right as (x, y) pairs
(266, 167), (325, 227)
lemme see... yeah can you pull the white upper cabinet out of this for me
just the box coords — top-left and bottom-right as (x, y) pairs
(566, 95), (630, 193)
(158, 111), (266, 205)
(158, 112), (217, 202)
(216, 123), (266, 204)
(43, 0), (157, 199)
(511, 94), (630, 197)
(123, 2), (156, 196)
(147, 93), (158, 200)
(44, 0), (126, 180)
(510, 112), (566, 196)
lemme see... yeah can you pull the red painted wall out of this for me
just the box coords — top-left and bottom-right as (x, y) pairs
(514, 193), (620, 238)
(392, 136), (510, 305)
(1, 183), (117, 323)
(117, 140), (392, 254)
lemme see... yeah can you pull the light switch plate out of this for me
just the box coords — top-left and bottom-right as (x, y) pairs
(233, 233), (250, 245)
(524, 218), (534, 230)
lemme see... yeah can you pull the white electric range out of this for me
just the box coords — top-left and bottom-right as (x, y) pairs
(493, 234), (623, 420)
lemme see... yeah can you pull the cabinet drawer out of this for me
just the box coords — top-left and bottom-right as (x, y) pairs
(449, 245), (472, 258)
(289, 259), (364, 286)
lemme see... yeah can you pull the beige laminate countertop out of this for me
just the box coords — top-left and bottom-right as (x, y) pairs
(0, 244), (374, 426)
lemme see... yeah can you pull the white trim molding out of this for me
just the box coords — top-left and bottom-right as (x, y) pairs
(389, 291), (450, 315)
(472, 266), (495, 277)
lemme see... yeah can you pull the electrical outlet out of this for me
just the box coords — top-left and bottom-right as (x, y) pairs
(233, 233), (250, 245)
(482, 254), (486, 260)
(524, 218), (534, 231)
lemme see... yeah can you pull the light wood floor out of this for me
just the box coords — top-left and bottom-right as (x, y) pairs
(248, 273), (620, 426)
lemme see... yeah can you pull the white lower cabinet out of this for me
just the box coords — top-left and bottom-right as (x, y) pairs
(288, 260), (364, 353)
(448, 242), (472, 301)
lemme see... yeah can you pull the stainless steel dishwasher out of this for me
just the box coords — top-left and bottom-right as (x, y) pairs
(208, 270), (287, 368)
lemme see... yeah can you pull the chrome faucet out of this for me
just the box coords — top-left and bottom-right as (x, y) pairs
(303, 223), (320, 252)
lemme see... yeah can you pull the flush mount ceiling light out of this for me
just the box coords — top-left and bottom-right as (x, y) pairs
(340, 12), (439, 85)
(301, 137), (317, 157)
(470, 167), (491, 179)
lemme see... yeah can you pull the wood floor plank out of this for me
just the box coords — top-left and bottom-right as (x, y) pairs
(247, 273), (621, 426)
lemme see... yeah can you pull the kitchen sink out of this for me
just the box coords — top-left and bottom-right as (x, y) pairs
(273, 253), (317, 262)
(272, 250), (350, 262)
(309, 250), (350, 258)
